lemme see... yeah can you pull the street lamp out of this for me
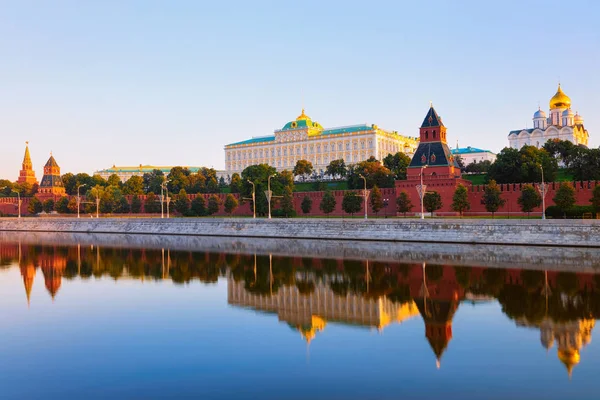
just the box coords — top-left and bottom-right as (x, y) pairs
(267, 173), (276, 219)
(383, 198), (389, 218)
(247, 180), (256, 219)
(419, 165), (428, 220)
(77, 184), (87, 219)
(160, 181), (166, 219)
(538, 164), (546, 220)
(0, 187), (21, 219)
(359, 174), (367, 220)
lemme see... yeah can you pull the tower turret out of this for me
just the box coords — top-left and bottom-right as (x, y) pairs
(17, 142), (38, 185)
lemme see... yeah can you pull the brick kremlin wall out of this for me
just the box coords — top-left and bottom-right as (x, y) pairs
(0, 182), (598, 218)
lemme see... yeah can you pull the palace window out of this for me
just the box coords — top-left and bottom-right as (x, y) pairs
(277, 149), (281, 156)
(338, 142), (343, 151)
(284, 148), (287, 156)
(324, 144), (328, 152)
(296, 148), (300, 155)
(303, 146), (307, 155)
(346, 142), (350, 150)
(271, 149), (275, 157)
(317, 145), (321, 153)
(361, 141), (365, 149)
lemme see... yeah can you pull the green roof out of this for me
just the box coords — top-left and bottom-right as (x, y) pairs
(226, 136), (276, 147)
(322, 125), (373, 135)
(96, 166), (205, 174)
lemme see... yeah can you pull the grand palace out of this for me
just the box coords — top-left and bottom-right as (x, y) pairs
(509, 84), (589, 149)
(224, 109), (418, 175)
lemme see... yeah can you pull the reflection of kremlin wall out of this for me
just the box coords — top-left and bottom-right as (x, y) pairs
(227, 274), (419, 342)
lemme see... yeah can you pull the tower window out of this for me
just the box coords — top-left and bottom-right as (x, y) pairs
(425, 131), (429, 140)
(433, 131), (436, 139)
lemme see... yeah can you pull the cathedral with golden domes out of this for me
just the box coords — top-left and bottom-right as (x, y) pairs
(509, 84), (589, 149)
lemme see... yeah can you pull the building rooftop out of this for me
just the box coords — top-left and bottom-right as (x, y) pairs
(451, 147), (494, 155)
(95, 165), (207, 174)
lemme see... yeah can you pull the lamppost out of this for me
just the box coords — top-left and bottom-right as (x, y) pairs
(160, 181), (166, 219)
(383, 198), (389, 218)
(419, 165), (428, 219)
(267, 173), (276, 219)
(538, 164), (546, 220)
(0, 187), (21, 219)
(359, 174), (367, 220)
(247, 180), (256, 219)
(77, 184), (87, 219)
(95, 197), (100, 219)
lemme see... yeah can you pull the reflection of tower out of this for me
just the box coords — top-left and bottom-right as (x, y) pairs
(40, 250), (67, 300)
(415, 263), (460, 369)
(19, 261), (36, 306)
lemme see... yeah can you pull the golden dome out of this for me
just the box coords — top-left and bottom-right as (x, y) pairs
(549, 84), (571, 109)
(557, 349), (580, 378)
(296, 108), (310, 121)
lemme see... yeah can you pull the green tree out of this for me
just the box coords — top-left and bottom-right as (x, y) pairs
(342, 191), (362, 216)
(326, 159), (347, 179)
(207, 194), (221, 215)
(230, 173), (243, 193)
(144, 192), (161, 213)
(43, 199), (55, 213)
(55, 197), (70, 213)
(67, 197), (78, 213)
(142, 169), (165, 194)
(543, 139), (576, 168)
(167, 167), (191, 194)
(107, 174), (122, 187)
(347, 158), (394, 189)
(568, 147), (600, 181)
(130, 195), (142, 213)
(196, 168), (220, 193)
(488, 146), (557, 184)
(174, 189), (191, 216)
(482, 180), (506, 218)
(224, 194), (239, 215)
(191, 196), (207, 216)
(370, 185), (383, 215)
(396, 191), (413, 217)
(590, 185), (600, 215)
(517, 184), (542, 216)
(241, 164), (293, 216)
(280, 186), (295, 217)
(423, 191), (442, 216)
(301, 195), (312, 214)
(293, 160), (314, 179)
(451, 184), (470, 217)
(28, 197), (42, 214)
(122, 176), (144, 195)
(465, 160), (492, 174)
(553, 182), (576, 218)
(382, 152), (411, 180)
(320, 190), (336, 216)
(61, 173), (76, 195)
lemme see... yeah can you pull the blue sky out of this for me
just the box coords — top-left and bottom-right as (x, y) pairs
(1, 0), (598, 178)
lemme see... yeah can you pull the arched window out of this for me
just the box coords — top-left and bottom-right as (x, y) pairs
(433, 131), (436, 139)
(425, 131), (429, 140)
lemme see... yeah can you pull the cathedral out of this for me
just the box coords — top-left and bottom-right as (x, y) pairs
(508, 84), (589, 149)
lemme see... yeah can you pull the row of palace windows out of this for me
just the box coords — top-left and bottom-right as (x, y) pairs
(228, 152), (374, 170)
(228, 140), (377, 161)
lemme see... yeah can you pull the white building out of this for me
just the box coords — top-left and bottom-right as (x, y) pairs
(451, 147), (496, 166)
(224, 109), (419, 175)
(509, 84), (588, 149)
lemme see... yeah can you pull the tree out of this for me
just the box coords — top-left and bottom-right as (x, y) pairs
(487, 146), (558, 184)
(143, 169), (165, 194)
(174, 189), (191, 216)
(207, 194), (221, 215)
(67, 197), (78, 213)
(370, 185), (383, 215)
(123, 176), (144, 195)
(167, 167), (191, 194)
(107, 174), (122, 187)
(383, 152), (411, 180)
(280, 186), (295, 217)
(43, 199), (55, 213)
(293, 160), (314, 179)
(301, 195), (312, 214)
(396, 191), (413, 217)
(590, 185), (600, 215)
(28, 197), (43, 214)
(326, 159), (347, 179)
(241, 164), (293, 216)
(191, 196), (207, 216)
(144, 192), (161, 213)
(224, 194), (239, 215)
(347, 159), (394, 189)
(553, 182), (576, 218)
(455, 155), (466, 171)
(482, 180), (506, 218)
(451, 184), (470, 217)
(543, 139), (576, 168)
(130, 195), (142, 213)
(465, 160), (492, 174)
(342, 191), (362, 216)
(568, 147), (600, 181)
(423, 191), (442, 216)
(518, 184), (542, 216)
(320, 190), (336, 216)
(230, 173), (243, 193)
(55, 197), (70, 213)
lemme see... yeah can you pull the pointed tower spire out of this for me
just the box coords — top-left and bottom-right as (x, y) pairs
(17, 141), (38, 185)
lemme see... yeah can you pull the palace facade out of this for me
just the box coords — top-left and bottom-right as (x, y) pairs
(224, 109), (418, 175)
(509, 84), (589, 149)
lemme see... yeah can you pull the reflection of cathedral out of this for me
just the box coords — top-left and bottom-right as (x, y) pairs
(227, 274), (419, 343)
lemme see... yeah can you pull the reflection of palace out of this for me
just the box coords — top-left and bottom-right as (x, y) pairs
(228, 273), (419, 343)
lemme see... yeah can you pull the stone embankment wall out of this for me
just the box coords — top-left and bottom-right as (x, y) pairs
(0, 218), (599, 247)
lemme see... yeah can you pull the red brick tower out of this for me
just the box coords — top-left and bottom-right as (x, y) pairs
(36, 153), (66, 201)
(17, 142), (38, 185)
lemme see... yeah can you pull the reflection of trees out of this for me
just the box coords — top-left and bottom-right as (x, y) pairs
(425, 265), (444, 282)
(454, 266), (471, 289)
(521, 270), (544, 293)
(556, 272), (578, 296)
(498, 285), (546, 324)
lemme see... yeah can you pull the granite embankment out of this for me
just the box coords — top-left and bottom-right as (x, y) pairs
(0, 218), (599, 247)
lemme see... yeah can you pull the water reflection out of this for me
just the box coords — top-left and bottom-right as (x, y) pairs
(1, 241), (599, 378)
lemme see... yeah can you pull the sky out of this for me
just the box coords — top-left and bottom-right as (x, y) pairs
(0, 0), (598, 179)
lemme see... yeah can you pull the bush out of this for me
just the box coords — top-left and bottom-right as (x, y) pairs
(545, 205), (595, 219)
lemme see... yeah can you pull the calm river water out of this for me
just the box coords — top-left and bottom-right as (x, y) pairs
(1, 235), (599, 399)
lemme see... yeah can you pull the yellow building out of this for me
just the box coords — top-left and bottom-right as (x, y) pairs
(224, 109), (419, 175)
